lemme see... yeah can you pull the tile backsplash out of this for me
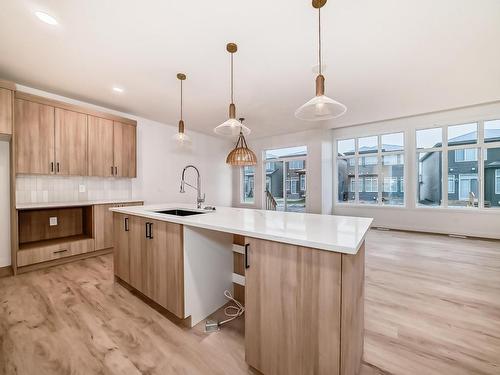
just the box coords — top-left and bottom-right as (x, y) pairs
(16, 175), (132, 204)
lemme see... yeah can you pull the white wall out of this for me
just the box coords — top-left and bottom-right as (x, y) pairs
(0, 141), (10, 267)
(332, 101), (500, 239)
(232, 128), (333, 214)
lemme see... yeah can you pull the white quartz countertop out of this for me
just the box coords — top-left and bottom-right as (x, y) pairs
(110, 203), (373, 254)
(16, 199), (144, 210)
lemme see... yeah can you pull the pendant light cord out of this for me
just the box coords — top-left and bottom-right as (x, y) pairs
(230, 52), (234, 104)
(180, 79), (183, 121)
(318, 7), (322, 76)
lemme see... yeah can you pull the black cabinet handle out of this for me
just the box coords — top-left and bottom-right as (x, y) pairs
(53, 249), (68, 254)
(145, 222), (150, 238)
(115, 166), (118, 176)
(124, 217), (129, 231)
(111, 166), (114, 175)
(149, 222), (154, 239)
(50, 162), (54, 173)
(244, 243), (250, 269)
(56, 162), (60, 173)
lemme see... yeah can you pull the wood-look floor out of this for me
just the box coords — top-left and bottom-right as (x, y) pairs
(0, 230), (499, 375)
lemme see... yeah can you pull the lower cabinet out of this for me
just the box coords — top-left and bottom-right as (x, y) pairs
(114, 214), (184, 318)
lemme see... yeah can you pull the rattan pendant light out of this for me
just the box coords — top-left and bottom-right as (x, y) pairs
(172, 73), (191, 144)
(226, 118), (257, 166)
(214, 43), (251, 137)
(295, 0), (346, 121)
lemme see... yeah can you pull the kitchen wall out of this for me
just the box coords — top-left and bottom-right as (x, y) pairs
(232, 128), (333, 214)
(0, 141), (10, 267)
(0, 85), (234, 267)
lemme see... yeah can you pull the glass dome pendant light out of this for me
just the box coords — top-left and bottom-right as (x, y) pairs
(172, 73), (191, 144)
(214, 43), (251, 136)
(295, 0), (347, 121)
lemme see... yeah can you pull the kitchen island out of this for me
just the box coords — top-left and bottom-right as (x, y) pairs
(110, 203), (372, 375)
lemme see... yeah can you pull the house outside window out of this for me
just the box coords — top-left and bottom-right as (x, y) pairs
(455, 148), (478, 162)
(241, 166), (255, 204)
(300, 174), (306, 190)
(448, 176), (455, 194)
(496, 169), (500, 195)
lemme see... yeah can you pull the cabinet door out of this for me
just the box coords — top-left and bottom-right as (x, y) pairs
(113, 213), (130, 283)
(113, 121), (137, 178)
(93, 204), (115, 250)
(55, 108), (87, 176)
(0, 88), (12, 135)
(15, 99), (55, 174)
(88, 116), (114, 177)
(129, 215), (148, 294)
(245, 237), (342, 375)
(144, 220), (184, 317)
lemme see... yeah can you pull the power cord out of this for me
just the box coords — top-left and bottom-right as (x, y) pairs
(218, 290), (245, 326)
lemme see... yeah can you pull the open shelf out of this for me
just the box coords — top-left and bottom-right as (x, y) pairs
(18, 234), (93, 251)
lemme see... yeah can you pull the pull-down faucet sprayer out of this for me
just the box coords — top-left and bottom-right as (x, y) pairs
(180, 165), (205, 209)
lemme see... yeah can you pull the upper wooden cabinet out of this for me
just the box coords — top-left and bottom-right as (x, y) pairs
(15, 99), (55, 174)
(113, 121), (137, 178)
(0, 87), (13, 135)
(55, 108), (88, 176)
(14, 92), (137, 177)
(88, 116), (114, 177)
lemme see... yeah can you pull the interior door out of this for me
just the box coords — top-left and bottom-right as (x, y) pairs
(55, 108), (87, 175)
(15, 99), (55, 174)
(87, 115), (114, 177)
(113, 121), (137, 178)
(113, 213), (130, 283)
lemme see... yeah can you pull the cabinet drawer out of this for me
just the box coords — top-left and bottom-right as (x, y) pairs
(17, 238), (95, 267)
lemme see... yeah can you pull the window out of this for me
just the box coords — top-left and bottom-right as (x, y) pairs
(383, 177), (398, 193)
(448, 123), (478, 146)
(484, 120), (500, 143)
(358, 136), (378, 154)
(448, 176), (455, 194)
(496, 170), (500, 195)
(455, 148), (478, 162)
(484, 148), (500, 208)
(241, 166), (255, 204)
(417, 151), (442, 206)
(417, 127), (442, 149)
(448, 148), (479, 207)
(336, 132), (404, 206)
(364, 177), (378, 193)
(265, 146), (307, 212)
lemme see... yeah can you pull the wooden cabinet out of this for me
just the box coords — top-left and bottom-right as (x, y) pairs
(113, 213), (131, 283)
(0, 87), (13, 135)
(55, 108), (87, 175)
(94, 202), (143, 251)
(245, 237), (365, 375)
(113, 121), (137, 178)
(15, 99), (55, 174)
(119, 214), (184, 318)
(13, 92), (137, 177)
(88, 116), (114, 177)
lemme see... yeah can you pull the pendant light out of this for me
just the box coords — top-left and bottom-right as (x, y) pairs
(172, 73), (191, 143)
(214, 43), (251, 137)
(295, 0), (346, 121)
(226, 118), (257, 166)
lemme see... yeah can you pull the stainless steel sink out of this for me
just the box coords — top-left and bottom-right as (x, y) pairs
(153, 209), (207, 217)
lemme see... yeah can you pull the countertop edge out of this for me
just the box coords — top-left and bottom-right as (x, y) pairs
(110, 205), (373, 255)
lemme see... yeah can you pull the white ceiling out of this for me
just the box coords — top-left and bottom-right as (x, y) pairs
(1, 0), (499, 138)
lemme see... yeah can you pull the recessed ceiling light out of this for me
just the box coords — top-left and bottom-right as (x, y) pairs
(35, 11), (58, 25)
(112, 87), (124, 93)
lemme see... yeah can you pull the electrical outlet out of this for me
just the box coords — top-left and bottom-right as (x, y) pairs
(79, 184), (86, 193)
(49, 217), (58, 226)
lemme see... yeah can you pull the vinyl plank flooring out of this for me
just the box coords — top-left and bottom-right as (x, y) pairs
(0, 230), (499, 375)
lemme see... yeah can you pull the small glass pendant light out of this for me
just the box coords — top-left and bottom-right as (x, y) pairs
(172, 73), (191, 144)
(295, 0), (346, 121)
(226, 118), (257, 166)
(214, 43), (251, 137)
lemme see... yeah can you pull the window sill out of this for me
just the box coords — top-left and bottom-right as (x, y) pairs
(335, 203), (406, 209)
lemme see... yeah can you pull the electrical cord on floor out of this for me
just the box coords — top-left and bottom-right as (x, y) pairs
(218, 290), (245, 326)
